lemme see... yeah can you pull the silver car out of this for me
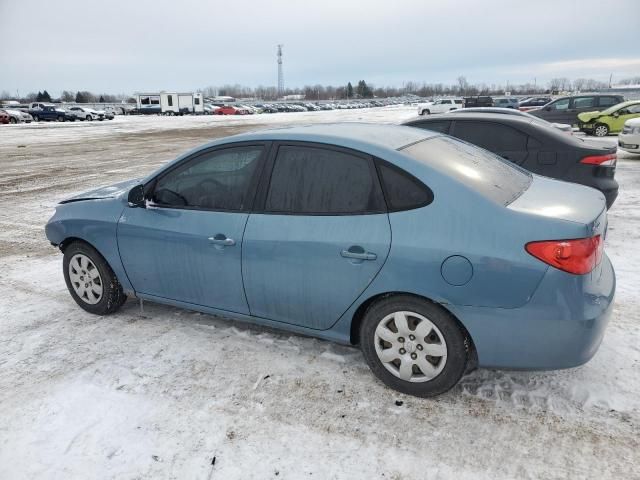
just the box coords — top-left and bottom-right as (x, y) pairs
(3, 109), (33, 123)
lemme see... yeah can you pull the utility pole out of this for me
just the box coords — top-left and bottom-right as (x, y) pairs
(277, 44), (284, 99)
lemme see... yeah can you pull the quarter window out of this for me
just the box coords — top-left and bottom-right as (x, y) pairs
(376, 161), (432, 211)
(152, 146), (263, 211)
(265, 146), (385, 214)
(410, 120), (450, 134)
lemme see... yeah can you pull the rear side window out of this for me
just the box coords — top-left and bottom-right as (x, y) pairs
(410, 120), (450, 134)
(573, 97), (595, 109)
(453, 121), (527, 151)
(376, 161), (432, 211)
(265, 145), (385, 214)
(401, 137), (532, 206)
(598, 96), (619, 107)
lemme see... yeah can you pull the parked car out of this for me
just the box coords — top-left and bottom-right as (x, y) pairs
(417, 98), (462, 115)
(1, 109), (33, 123)
(618, 118), (640, 154)
(30, 105), (73, 122)
(45, 124), (615, 398)
(519, 97), (552, 111)
(493, 97), (519, 109)
(577, 100), (640, 137)
(67, 107), (106, 121)
(404, 112), (618, 208)
(528, 94), (624, 126)
(0, 110), (10, 124)
(216, 105), (243, 115)
(463, 96), (493, 108)
(448, 107), (573, 133)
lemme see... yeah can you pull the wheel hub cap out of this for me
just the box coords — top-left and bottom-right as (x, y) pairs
(68, 254), (103, 305)
(374, 311), (448, 383)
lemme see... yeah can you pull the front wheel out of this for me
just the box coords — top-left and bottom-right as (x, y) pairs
(421, 109), (430, 115)
(86, 115), (93, 121)
(360, 295), (469, 397)
(594, 123), (609, 137)
(57, 116), (65, 122)
(33, 115), (40, 122)
(9, 117), (17, 124)
(63, 241), (126, 315)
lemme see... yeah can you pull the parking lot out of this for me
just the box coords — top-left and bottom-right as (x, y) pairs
(1, 107), (639, 479)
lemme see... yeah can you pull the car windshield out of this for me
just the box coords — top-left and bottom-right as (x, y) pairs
(400, 136), (532, 206)
(599, 102), (634, 115)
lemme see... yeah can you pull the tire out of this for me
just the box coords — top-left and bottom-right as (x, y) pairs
(86, 115), (93, 121)
(9, 117), (17, 124)
(33, 115), (39, 122)
(359, 295), (469, 397)
(594, 123), (609, 137)
(57, 116), (65, 122)
(422, 109), (430, 115)
(62, 241), (126, 315)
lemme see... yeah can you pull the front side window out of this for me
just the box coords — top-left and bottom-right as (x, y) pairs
(152, 146), (263, 211)
(549, 98), (570, 110)
(265, 145), (385, 214)
(167, 95), (173, 107)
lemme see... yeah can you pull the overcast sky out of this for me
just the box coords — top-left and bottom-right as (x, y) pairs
(2, 0), (639, 96)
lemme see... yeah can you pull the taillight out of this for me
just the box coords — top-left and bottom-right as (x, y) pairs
(525, 235), (603, 275)
(580, 153), (616, 166)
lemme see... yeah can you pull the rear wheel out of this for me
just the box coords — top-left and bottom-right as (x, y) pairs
(63, 241), (126, 315)
(57, 116), (65, 122)
(360, 295), (468, 397)
(9, 117), (17, 124)
(421, 109), (430, 115)
(594, 123), (609, 137)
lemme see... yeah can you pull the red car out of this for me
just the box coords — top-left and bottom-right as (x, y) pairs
(0, 110), (10, 124)
(216, 105), (244, 115)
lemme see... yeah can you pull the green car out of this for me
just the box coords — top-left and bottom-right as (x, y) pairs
(578, 100), (640, 137)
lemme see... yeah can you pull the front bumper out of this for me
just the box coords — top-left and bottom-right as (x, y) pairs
(448, 254), (615, 370)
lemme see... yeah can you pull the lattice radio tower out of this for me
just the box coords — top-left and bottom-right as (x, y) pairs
(277, 44), (284, 98)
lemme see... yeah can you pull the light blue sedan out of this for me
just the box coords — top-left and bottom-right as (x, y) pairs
(45, 124), (615, 397)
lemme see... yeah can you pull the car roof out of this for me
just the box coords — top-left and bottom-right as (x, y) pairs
(405, 112), (534, 125)
(218, 123), (438, 151)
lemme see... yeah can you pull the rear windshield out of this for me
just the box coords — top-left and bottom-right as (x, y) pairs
(401, 136), (532, 206)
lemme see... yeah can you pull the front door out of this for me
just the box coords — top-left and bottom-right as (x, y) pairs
(117, 144), (267, 313)
(242, 143), (391, 330)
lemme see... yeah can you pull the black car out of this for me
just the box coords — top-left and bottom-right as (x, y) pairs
(528, 94), (624, 126)
(463, 96), (493, 108)
(403, 113), (618, 208)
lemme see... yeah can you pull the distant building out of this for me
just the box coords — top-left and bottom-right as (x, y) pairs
(283, 94), (304, 101)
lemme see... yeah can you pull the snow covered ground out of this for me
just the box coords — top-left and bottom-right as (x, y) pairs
(1, 107), (639, 479)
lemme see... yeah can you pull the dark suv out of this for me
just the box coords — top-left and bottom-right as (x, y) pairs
(403, 113), (619, 208)
(463, 96), (493, 108)
(529, 94), (624, 126)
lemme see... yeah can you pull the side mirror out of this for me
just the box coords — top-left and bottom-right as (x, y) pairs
(545, 106), (552, 111)
(127, 184), (146, 208)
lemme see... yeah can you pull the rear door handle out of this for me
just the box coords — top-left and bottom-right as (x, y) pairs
(341, 247), (377, 261)
(208, 234), (235, 246)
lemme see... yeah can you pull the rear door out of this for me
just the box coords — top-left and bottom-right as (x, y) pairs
(451, 120), (529, 165)
(242, 143), (391, 330)
(570, 96), (597, 124)
(597, 96), (621, 109)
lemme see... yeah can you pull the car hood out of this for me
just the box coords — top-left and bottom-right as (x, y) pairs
(625, 117), (640, 128)
(577, 110), (603, 122)
(59, 178), (141, 204)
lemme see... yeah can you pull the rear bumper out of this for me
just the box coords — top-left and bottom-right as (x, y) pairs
(619, 133), (640, 153)
(448, 254), (615, 370)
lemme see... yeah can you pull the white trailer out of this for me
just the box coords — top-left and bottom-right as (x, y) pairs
(136, 92), (204, 115)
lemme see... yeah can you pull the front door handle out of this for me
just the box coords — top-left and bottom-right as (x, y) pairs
(208, 234), (235, 246)
(341, 246), (377, 261)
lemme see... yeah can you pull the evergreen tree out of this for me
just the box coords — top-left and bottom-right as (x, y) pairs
(36, 91), (43, 101)
(42, 90), (52, 102)
(99, 95), (105, 103)
(346, 82), (353, 99)
(75, 91), (86, 103)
